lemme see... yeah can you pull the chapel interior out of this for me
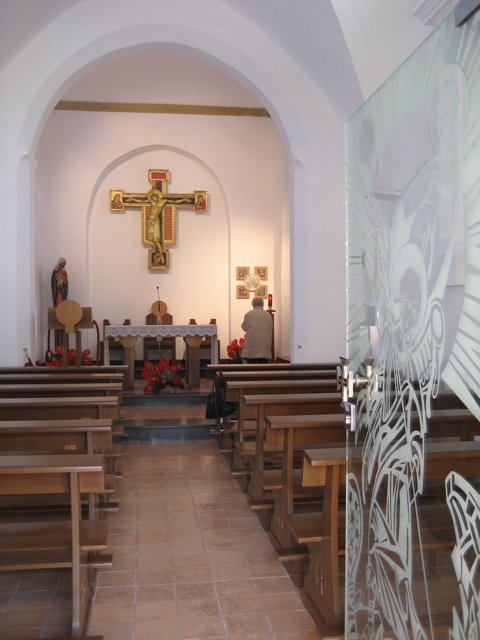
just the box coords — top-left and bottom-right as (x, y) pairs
(0, 2), (476, 640)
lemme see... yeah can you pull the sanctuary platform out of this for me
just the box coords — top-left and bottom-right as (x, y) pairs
(122, 378), (213, 442)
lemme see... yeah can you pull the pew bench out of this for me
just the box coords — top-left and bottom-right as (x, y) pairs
(0, 382), (123, 401)
(0, 396), (120, 421)
(206, 362), (339, 380)
(0, 454), (111, 637)
(224, 379), (339, 445)
(260, 415), (346, 555)
(0, 365), (129, 389)
(0, 372), (125, 386)
(0, 418), (119, 518)
(226, 392), (342, 494)
(287, 441), (480, 630)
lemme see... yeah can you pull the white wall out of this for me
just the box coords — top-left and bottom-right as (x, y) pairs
(36, 108), (286, 361)
(0, 0), (347, 366)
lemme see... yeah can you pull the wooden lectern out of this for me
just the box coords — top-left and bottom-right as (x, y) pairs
(48, 301), (94, 367)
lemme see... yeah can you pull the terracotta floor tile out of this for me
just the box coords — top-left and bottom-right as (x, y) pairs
(136, 584), (177, 603)
(137, 543), (171, 557)
(42, 623), (72, 638)
(8, 591), (55, 610)
(219, 594), (265, 615)
(0, 577), (21, 594)
(214, 579), (257, 597)
(267, 611), (316, 633)
(197, 518), (230, 531)
(105, 557), (138, 572)
(171, 554), (209, 568)
(223, 612), (272, 636)
(207, 550), (245, 565)
(260, 592), (306, 612)
(176, 583), (216, 600)
(108, 533), (138, 546)
(224, 635), (275, 640)
(242, 549), (282, 564)
(44, 606), (71, 627)
(0, 608), (48, 630)
(106, 545), (138, 559)
(176, 595), (221, 618)
(90, 602), (135, 625)
(94, 585), (136, 605)
(209, 563), (251, 581)
(97, 570), (136, 588)
(274, 630), (322, 640)
(0, 626), (43, 639)
(169, 530), (203, 543)
(136, 616), (181, 640)
(18, 575), (59, 592)
(170, 542), (205, 556)
(179, 614), (226, 639)
(247, 563), (287, 579)
(253, 577), (297, 595)
(137, 556), (174, 571)
(136, 599), (178, 620)
(173, 567), (213, 583)
(201, 528), (234, 542)
(87, 622), (135, 640)
(138, 531), (170, 544)
(137, 569), (175, 585)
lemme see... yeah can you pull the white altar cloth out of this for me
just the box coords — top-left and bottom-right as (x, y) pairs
(103, 324), (218, 364)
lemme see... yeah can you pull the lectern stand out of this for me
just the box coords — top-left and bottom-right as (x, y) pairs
(48, 301), (94, 367)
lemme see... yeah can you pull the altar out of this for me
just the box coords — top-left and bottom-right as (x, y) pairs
(103, 324), (218, 389)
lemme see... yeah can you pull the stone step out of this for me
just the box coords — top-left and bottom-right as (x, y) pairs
(124, 419), (212, 442)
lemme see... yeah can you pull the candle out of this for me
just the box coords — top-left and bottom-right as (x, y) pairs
(268, 294), (273, 308)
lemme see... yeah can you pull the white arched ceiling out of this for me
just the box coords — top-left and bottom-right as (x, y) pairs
(0, 0), (357, 363)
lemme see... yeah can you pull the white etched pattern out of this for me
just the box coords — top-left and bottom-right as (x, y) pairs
(346, 12), (480, 639)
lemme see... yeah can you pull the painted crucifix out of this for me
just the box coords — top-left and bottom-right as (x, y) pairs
(110, 169), (208, 270)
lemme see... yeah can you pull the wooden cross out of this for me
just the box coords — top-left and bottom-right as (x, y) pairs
(110, 169), (207, 270)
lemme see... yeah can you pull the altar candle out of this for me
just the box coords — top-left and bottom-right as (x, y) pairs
(268, 294), (273, 308)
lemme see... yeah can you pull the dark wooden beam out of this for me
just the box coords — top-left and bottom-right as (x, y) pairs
(55, 100), (270, 118)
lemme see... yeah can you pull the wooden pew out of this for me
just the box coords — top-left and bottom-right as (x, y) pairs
(0, 396), (120, 421)
(0, 372), (125, 386)
(219, 370), (337, 381)
(0, 419), (113, 455)
(0, 382), (123, 401)
(230, 392), (342, 496)
(225, 379), (339, 443)
(207, 362), (338, 380)
(0, 365), (129, 389)
(0, 453), (111, 637)
(261, 414), (345, 556)
(287, 441), (480, 630)
(0, 419), (118, 518)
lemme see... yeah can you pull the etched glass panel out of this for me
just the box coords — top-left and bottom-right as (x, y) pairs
(345, 12), (480, 639)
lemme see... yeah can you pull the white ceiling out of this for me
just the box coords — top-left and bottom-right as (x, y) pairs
(0, 0), (457, 115)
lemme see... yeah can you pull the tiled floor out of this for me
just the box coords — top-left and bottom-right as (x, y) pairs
(88, 441), (320, 640)
(0, 384), (321, 640)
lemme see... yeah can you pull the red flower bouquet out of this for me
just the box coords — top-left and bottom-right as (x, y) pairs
(226, 337), (244, 363)
(46, 346), (92, 366)
(142, 358), (188, 393)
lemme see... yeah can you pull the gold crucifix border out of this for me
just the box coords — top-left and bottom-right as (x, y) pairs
(110, 169), (208, 270)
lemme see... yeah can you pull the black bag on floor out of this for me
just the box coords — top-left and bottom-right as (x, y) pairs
(205, 374), (237, 419)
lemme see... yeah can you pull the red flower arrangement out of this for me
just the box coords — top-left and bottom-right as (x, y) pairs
(226, 337), (244, 363)
(46, 346), (92, 366)
(142, 358), (188, 393)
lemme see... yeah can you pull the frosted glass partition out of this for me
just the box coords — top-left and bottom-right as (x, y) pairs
(345, 12), (480, 639)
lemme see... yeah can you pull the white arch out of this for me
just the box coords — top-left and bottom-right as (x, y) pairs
(0, 0), (346, 364)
